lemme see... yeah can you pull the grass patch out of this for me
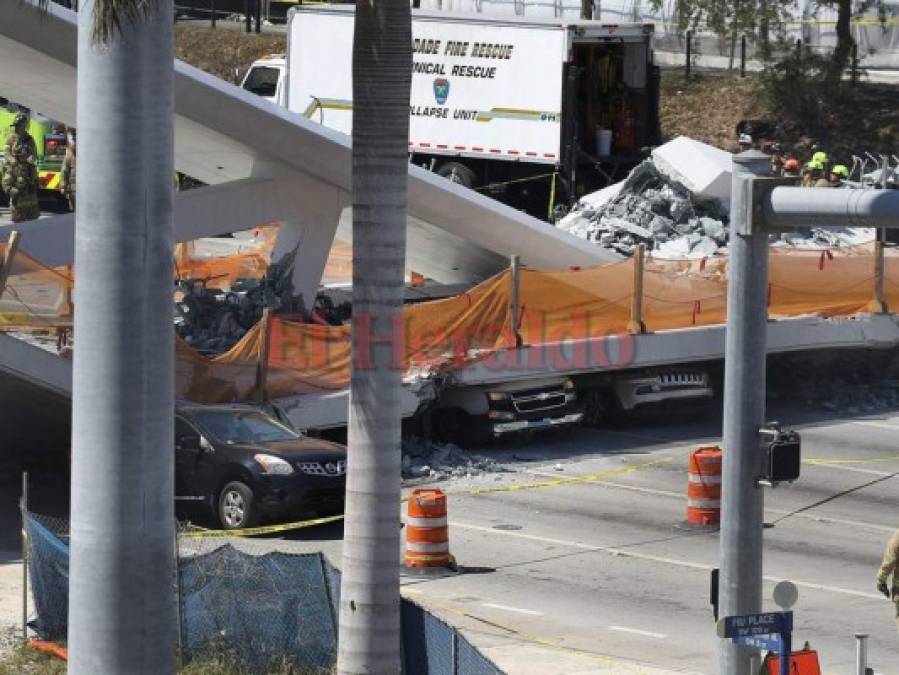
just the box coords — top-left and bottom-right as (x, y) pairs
(660, 70), (899, 157)
(0, 643), (66, 675)
(0, 640), (332, 675)
(660, 72), (765, 151)
(179, 646), (333, 675)
(175, 24), (286, 84)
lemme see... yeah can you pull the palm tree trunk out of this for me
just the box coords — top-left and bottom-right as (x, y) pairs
(829, 0), (853, 83)
(68, 1), (176, 673)
(336, 0), (411, 672)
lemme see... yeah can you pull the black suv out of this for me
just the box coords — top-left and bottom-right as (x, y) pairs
(175, 403), (346, 530)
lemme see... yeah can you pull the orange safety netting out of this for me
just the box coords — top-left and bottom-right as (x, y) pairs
(173, 225), (278, 288)
(173, 229), (354, 290)
(0, 242), (73, 328)
(5, 238), (899, 405)
(188, 271), (517, 402)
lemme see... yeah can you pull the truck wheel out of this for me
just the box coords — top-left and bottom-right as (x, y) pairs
(582, 389), (621, 428)
(432, 408), (487, 448)
(217, 481), (259, 530)
(437, 162), (477, 189)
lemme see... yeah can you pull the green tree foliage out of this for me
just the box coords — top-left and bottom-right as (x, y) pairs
(816, 0), (885, 83)
(649, 0), (794, 58)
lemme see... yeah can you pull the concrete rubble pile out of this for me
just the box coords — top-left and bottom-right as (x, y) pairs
(174, 248), (304, 355)
(771, 226), (875, 249)
(402, 437), (507, 481)
(559, 159), (730, 258)
(560, 136), (874, 259)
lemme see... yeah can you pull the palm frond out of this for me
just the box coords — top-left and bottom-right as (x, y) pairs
(91, 0), (160, 45)
(28, 0), (160, 46)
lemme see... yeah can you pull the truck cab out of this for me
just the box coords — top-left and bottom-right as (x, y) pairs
(240, 55), (287, 106)
(427, 376), (583, 446)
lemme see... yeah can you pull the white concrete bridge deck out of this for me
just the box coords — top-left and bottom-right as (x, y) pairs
(0, 0), (616, 293)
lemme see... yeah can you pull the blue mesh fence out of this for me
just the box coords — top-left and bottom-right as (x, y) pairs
(24, 512), (69, 642)
(25, 511), (503, 674)
(457, 633), (504, 675)
(178, 544), (337, 672)
(402, 599), (455, 674)
(322, 557), (501, 675)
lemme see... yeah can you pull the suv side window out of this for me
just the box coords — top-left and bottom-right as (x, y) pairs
(175, 417), (200, 448)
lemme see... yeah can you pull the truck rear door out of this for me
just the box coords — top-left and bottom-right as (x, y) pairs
(563, 25), (655, 194)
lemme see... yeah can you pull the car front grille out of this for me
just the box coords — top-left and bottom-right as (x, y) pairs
(511, 388), (568, 413)
(658, 373), (706, 388)
(295, 460), (346, 476)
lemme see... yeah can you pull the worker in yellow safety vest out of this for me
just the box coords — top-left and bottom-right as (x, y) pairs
(877, 528), (899, 635)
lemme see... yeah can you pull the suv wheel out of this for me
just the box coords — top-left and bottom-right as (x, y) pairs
(218, 481), (258, 530)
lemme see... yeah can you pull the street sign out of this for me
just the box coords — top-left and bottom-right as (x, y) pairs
(718, 610), (794, 675)
(735, 633), (783, 651)
(721, 611), (792, 639)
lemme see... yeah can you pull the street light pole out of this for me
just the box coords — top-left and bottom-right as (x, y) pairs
(719, 150), (771, 674)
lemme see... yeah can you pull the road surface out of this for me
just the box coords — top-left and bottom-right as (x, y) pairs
(274, 405), (899, 674)
(3, 396), (899, 672)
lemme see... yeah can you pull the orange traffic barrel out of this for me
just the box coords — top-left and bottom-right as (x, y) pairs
(404, 488), (451, 570)
(686, 446), (722, 527)
(764, 647), (821, 675)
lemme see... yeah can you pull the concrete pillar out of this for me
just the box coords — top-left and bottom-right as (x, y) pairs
(718, 150), (771, 674)
(269, 182), (344, 313)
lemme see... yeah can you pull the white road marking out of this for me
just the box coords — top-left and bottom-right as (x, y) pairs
(525, 472), (897, 533)
(806, 463), (895, 477)
(482, 602), (543, 616)
(851, 420), (899, 432)
(452, 521), (884, 601)
(608, 625), (667, 640)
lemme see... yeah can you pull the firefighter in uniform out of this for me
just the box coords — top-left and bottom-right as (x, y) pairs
(877, 528), (899, 635)
(60, 127), (76, 211)
(1, 113), (40, 222)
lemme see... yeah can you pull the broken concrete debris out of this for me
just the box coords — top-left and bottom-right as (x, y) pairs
(402, 437), (507, 481)
(559, 160), (730, 258)
(771, 226), (875, 249)
(174, 246), (308, 355)
(560, 150), (874, 258)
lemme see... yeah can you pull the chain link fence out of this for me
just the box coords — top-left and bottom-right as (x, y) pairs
(23, 509), (502, 674)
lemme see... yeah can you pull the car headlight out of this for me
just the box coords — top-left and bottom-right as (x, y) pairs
(487, 391), (509, 401)
(253, 454), (294, 475)
(563, 378), (575, 390)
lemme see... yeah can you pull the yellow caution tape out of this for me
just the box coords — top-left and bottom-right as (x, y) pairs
(444, 451), (686, 499)
(179, 513), (344, 539)
(788, 17), (899, 26)
(176, 447), (898, 539)
(178, 451), (682, 538)
(804, 453), (899, 465)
